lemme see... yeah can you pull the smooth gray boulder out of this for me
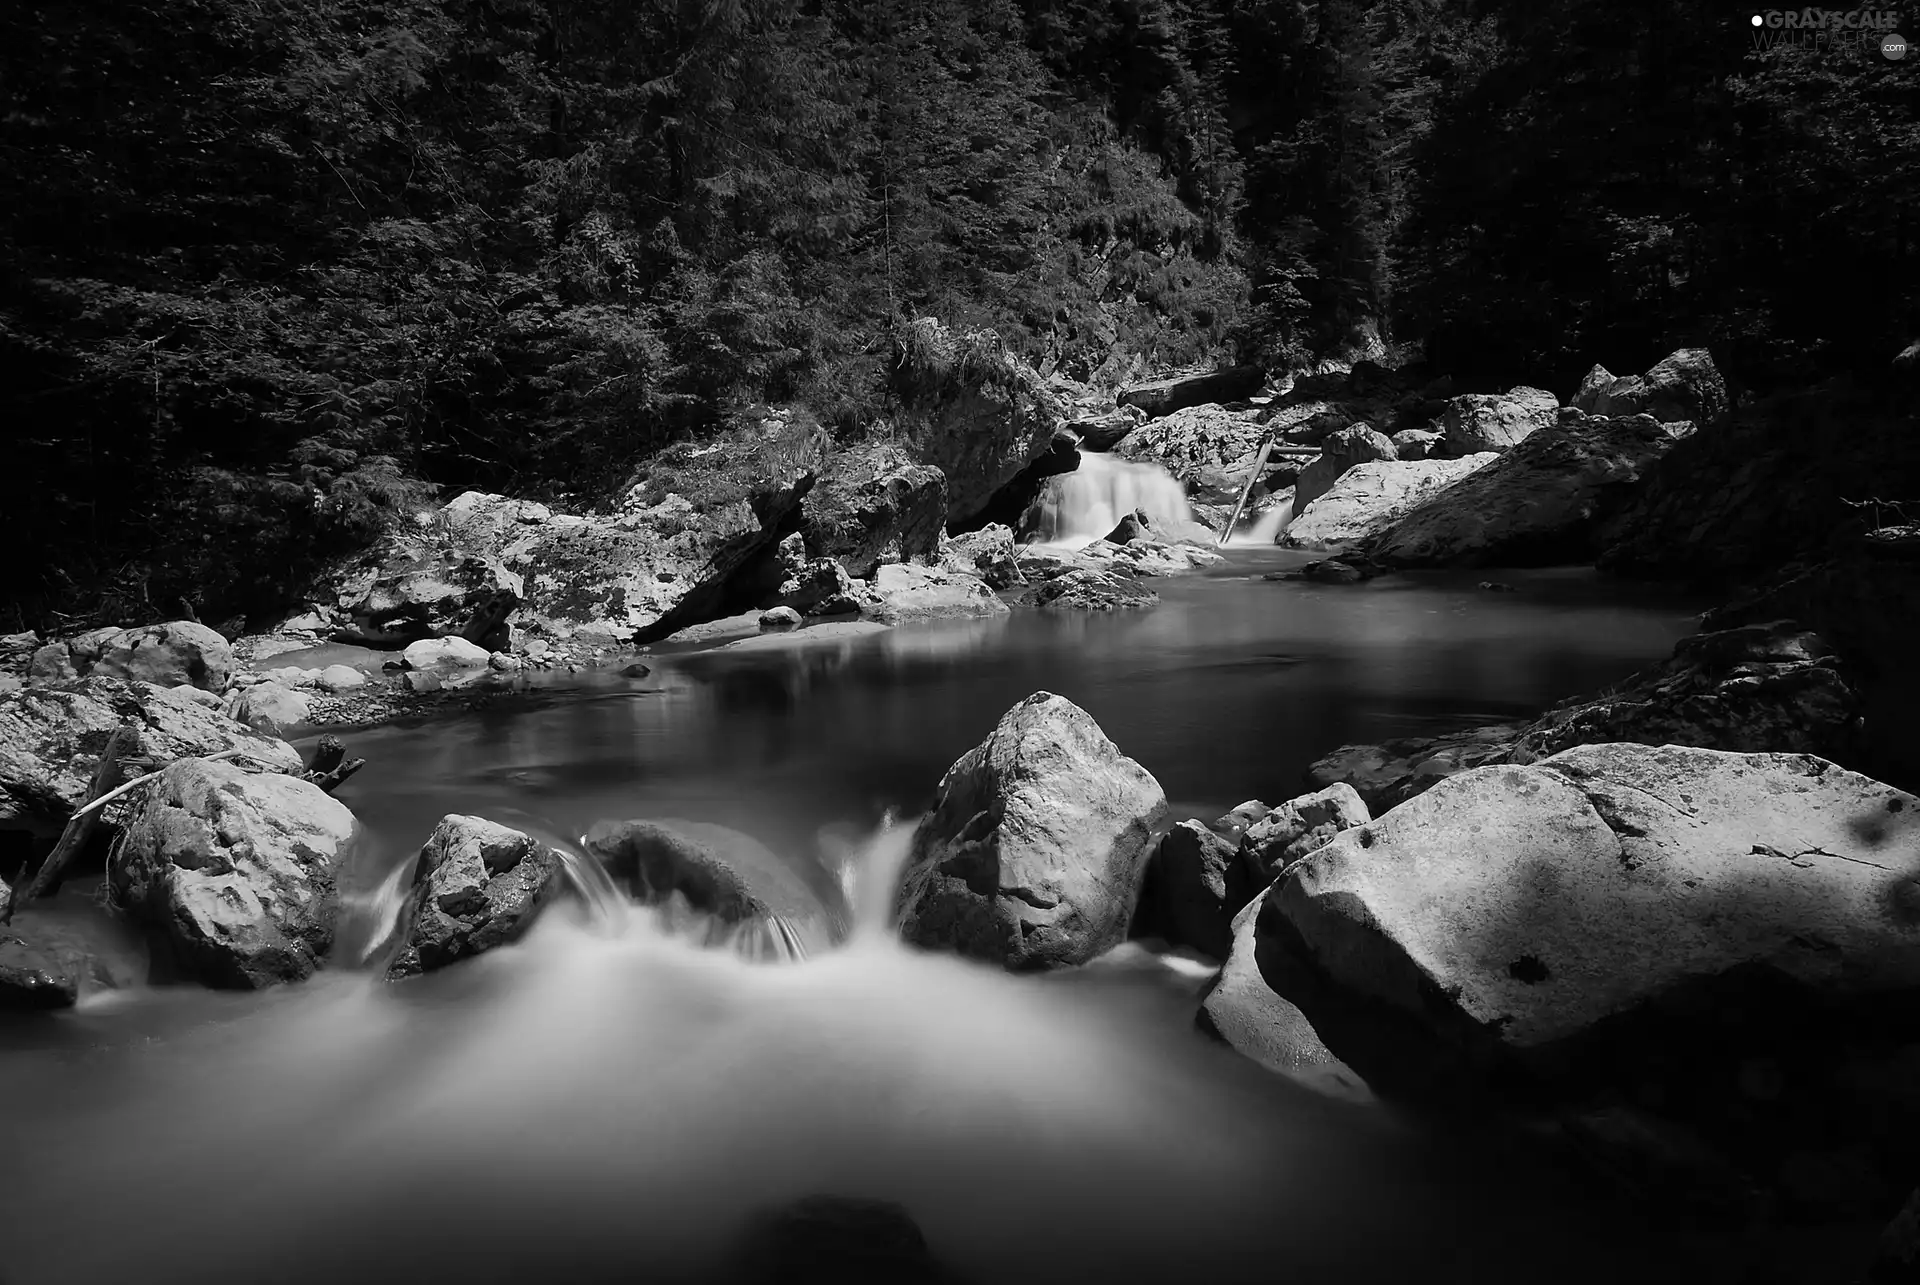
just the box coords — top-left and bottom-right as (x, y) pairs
(111, 759), (358, 988)
(387, 815), (567, 977)
(1273, 744), (1920, 1076)
(1282, 455), (1496, 552)
(1438, 386), (1559, 457)
(896, 692), (1168, 970)
(1293, 424), (1398, 513)
(1140, 820), (1249, 959)
(89, 621), (233, 691)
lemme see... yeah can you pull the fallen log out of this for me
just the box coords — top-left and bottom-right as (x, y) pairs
(3, 724), (133, 922)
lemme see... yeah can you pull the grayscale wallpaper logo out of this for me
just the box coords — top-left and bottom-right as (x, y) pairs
(1749, 9), (1908, 57)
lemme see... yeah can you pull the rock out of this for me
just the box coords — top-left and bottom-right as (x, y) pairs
(1271, 743), (1920, 1086)
(896, 692), (1169, 970)
(1282, 455), (1497, 552)
(1063, 404), (1145, 451)
(584, 818), (837, 955)
(732, 1195), (951, 1285)
(111, 759), (359, 988)
(1306, 722), (1530, 813)
(28, 643), (76, 683)
(1271, 403), (1356, 447)
(892, 318), (1063, 525)
(620, 661), (652, 679)
(1438, 386), (1559, 457)
(0, 927), (81, 1010)
(402, 636), (491, 675)
(1294, 425), (1398, 513)
(0, 678), (302, 833)
(67, 626), (121, 669)
(1117, 365), (1265, 420)
(403, 671), (442, 694)
(1030, 567), (1159, 611)
(1240, 783), (1369, 883)
(1873, 1189), (1920, 1283)
(1299, 559), (1368, 585)
(1598, 381), (1920, 584)
(758, 606), (804, 632)
(1366, 410), (1695, 569)
(0, 674), (20, 695)
(758, 532), (858, 616)
(1389, 428), (1441, 461)
(1208, 800), (1272, 845)
(233, 681), (311, 738)
(1140, 820), (1250, 959)
(1571, 364), (1616, 411)
(859, 563), (1009, 625)
(1510, 621), (1864, 769)
(339, 554), (523, 645)
(1576, 348), (1730, 430)
(938, 525), (1025, 590)
(316, 664), (366, 693)
(799, 454), (948, 578)
(1198, 891), (1372, 1100)
(387, 815), (567, 977)
(969, 427), (1082, 532)
(1111, 404), (1269, 490)
(1479, 580), (1517, 592)
(89, 621), (233, 691)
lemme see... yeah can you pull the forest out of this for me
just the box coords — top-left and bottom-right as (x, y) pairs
(2, 0), (1914, 627)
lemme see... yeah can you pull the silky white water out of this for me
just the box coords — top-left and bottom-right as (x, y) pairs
(1026, 452), (1198, 544)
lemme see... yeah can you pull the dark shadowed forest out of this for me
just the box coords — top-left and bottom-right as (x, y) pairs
(2, 0), (1915, 624)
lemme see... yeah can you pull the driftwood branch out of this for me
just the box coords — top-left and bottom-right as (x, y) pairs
(300, 735), (365, 795)
(3, 725), (133, 922)
(63, 747), (288, 825)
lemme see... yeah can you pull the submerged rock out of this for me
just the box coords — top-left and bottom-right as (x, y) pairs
(0, 678), (303, 833)
(88, 621), (233, 692)
(0, 925), (82, 1010)
(585, 818), (837, 955)
(896, 692), (1168, 970)
(111, 759), (358, 988)
(387, 815), (567, 978)
(731, 1195), (953, 1285)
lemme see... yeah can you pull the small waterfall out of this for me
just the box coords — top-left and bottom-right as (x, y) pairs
(1225, 491), (1296, 546)
(1027, 453), (1197, 545)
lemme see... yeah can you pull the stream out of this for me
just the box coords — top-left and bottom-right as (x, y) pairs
(1, 551), (1754, 1284)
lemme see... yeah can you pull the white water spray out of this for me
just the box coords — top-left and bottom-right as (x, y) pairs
(1027, 453), (1198, 545)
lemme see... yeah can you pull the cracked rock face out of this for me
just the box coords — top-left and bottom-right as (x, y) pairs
(896, 691), (1168, 970)
(1272, 743), (1920, 1070)
(387, 815), (566, 978)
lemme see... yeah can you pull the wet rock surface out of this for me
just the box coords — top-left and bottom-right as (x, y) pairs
(387, 815), (567, 977)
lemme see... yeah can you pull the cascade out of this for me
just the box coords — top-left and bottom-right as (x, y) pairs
(1026, 452), (1197, 545)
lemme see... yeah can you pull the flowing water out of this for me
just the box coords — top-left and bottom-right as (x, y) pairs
(1027, 451), (1199, 543)
(3, 550), (1776, 1285)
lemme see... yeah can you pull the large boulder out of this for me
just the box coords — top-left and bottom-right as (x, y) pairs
(1117, 365), (1265, 420)
(88, 621), (232, 691)
(1282, 455), (1496, 552)
(1365, 410), (1695, 569)
(895, 692), (1168, 970)
(0, 678), (302, 834)
(1572, 348), (1730, 430)
(110, 759), (358, 988)
(585, 818), (838, 956)
(891, 318), (1064, 525)
(1063, 404), (1145, 451)
(1293, 425), (1398, 513)
(387, 816), (567, 977)
(1111, 404), (1269, 490)
(938, 525), (1025, 590)
(1198, 890), (1372, 1100)
(800, 453), (949, 578)
(1271, 743), (1920, 1087)
(859, 563), (1009, 625)
(232, 680), (312, 738)
(1137, 820), (1249, 959)
(1438, 386), (1559, 457)
(334, 456), (814, 646)
(402, 635), (491, 676)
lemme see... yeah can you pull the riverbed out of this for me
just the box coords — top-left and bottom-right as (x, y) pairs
(4, 552), (1764, 1285)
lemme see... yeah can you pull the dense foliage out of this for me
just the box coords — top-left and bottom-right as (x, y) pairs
(2, 0), (1912, 626)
